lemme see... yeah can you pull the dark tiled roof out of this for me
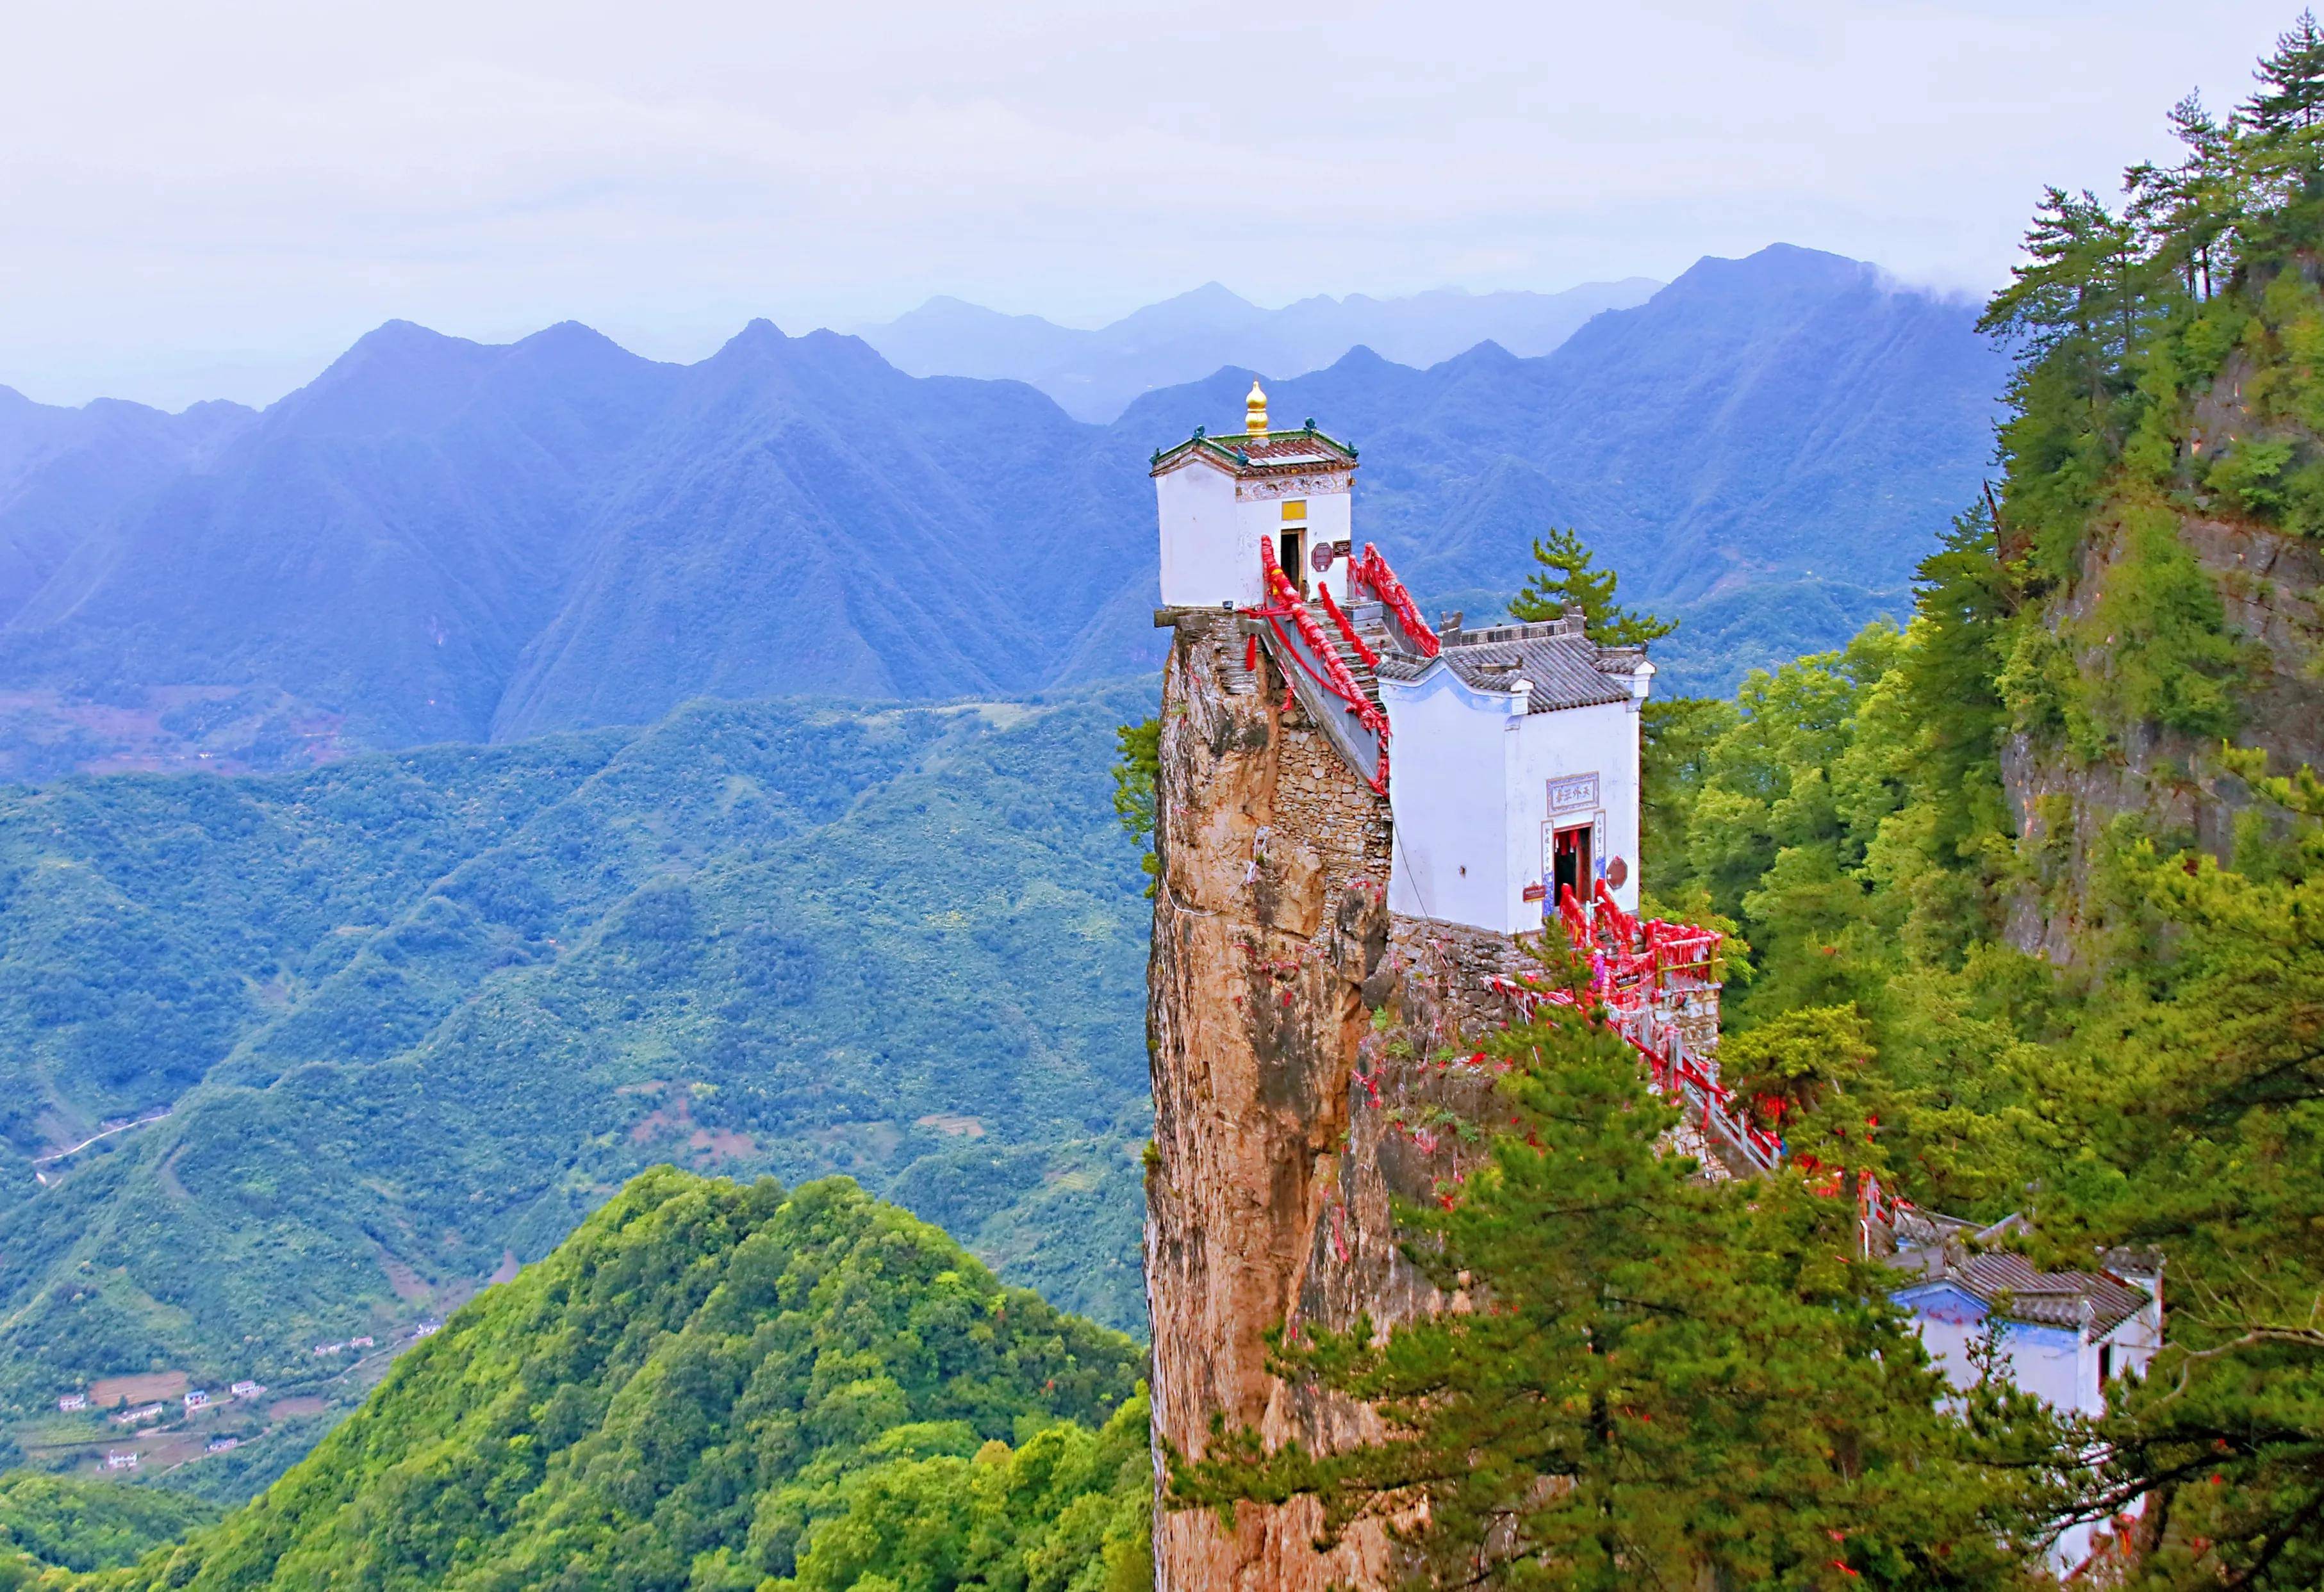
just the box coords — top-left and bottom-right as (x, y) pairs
(1889, 1225), (2152, 1338)
(1376, 617), (1638, 713)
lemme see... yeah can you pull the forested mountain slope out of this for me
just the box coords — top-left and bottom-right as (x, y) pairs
(0, 245), (2003, 775)
(0, 687), (1152, 1481)
(72, 1170), (1151, 1592)
(0, 1474), (215, 1577)
(1628, 32), (2324, 1580)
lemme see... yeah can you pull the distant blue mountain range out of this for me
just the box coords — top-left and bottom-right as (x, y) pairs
(0, 244), (2006, 775)
(855, 277), (1663, 422)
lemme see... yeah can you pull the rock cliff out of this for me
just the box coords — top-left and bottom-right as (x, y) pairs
(1144, 607), (1394, 1591)
(2003, 512), (2324, 960)
(1144, 612), (1577, 1589)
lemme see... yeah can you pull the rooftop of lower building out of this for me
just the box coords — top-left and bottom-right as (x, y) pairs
(1372, 607), (1645, 714)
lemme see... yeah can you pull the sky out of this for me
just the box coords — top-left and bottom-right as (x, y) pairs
(0, 0), (2305, 409)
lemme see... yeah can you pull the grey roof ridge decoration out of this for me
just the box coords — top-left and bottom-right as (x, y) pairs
(1375, 611), (1639, 714)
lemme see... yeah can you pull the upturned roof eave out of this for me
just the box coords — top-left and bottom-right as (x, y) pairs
(1148, 427), (1359, 478)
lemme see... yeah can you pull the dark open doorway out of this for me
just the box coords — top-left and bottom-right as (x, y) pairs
(1552, 823), (1593, 907)
(1278, 528), (1307, 596)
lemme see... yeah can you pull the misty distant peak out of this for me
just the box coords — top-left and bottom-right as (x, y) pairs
(1664, 243), (1881, 299)
(516, 320), (629, 354)
(1438, 338), (1520, 370)
(855, 273), (1664, 422)
(343, 318), (474, 357)
(1157, 281), (1258, 312)
(707, 319), (795, 363)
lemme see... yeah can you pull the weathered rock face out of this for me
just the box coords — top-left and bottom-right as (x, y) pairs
(1146, 612), (1728, 1587)
(2003, 513), (2324, 961)
(1144, 610), (1397, 1591)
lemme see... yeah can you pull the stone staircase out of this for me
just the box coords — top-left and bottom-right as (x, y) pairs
(1221, 628), (1264, 696)
(1240, 589), (1393, 792)
(1335, 602), (1394, 710)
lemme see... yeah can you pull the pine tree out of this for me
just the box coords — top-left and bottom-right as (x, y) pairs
(1507, 528), (1674, 646)
(1169, 955), (2068, 1589)
(2034, 761), (2324, 1588)
(2243, 11), (2324, 215)
(2248, 12), (2324, 141)
(1979, 188), (2143, 419)
(1112, 716), (1160, 894)
(2126, 94), (2240, 300)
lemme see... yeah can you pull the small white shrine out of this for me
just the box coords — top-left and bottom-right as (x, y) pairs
(1151, 383), (1654, 936)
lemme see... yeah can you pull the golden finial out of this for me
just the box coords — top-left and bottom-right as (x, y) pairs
(1245, 379), (1268, 436)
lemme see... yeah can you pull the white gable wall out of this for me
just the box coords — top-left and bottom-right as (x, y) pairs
(1897, 1283), (2098, 1413)
(1381, 666), (1518, 929)
(1156, 463), (1254, 608)
(1382, 669), (1643, 935)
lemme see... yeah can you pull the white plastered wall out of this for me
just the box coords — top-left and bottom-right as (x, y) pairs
(1155, 461), (1255, 608)
(1381, 666), (1522, 931)
(1157, 457), (1355, 608)
(1902, 1287), (2095, 1411)
(1382, 664), (1645, 936)
(1507, 697), (1643, 924)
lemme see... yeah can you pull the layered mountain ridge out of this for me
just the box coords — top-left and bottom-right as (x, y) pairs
(0, 245), (2009, 775)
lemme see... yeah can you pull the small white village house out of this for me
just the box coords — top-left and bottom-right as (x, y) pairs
(56, 1392), (86, 1412)
(1885, 1210), (2163, 1568)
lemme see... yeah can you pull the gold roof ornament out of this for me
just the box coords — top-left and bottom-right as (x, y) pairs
(1245, 380), (1268, 436)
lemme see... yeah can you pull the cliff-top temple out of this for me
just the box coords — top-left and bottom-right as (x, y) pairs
(1141, 386), (2159, 1589)
(1149, 380), (1656, 930)
(1142, 384), (1716, 1591)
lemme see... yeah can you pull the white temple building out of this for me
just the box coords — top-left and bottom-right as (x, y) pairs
(1150, 381), (1652, 933)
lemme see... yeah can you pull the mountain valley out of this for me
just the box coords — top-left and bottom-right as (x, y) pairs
(0, 687), (1153, 1500)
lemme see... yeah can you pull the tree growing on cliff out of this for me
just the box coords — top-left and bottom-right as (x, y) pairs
(1169, 958), (2068, 1589)
(1508, 529), (1675, 646)
(1112, 716), (1160, 894)
(2018, 759), (2324, 1588)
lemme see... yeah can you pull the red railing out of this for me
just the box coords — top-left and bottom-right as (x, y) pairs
(1315, 580), (1381, 669)
(1349, 543), (1440, 658)
(1254, 541), (1392, 794)
(1491, 890), (1779, 1173)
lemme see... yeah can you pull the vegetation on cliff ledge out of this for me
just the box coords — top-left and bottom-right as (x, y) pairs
(1171, 942), (2066, 1589)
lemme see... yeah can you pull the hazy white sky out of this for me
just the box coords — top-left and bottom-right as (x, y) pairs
(0, 0), (2303, 408)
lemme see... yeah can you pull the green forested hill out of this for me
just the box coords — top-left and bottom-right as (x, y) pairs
(0, 1474), (215, 1575)
(0, 687), (1153, 1486)
(78, 1169), (1150, 1591)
